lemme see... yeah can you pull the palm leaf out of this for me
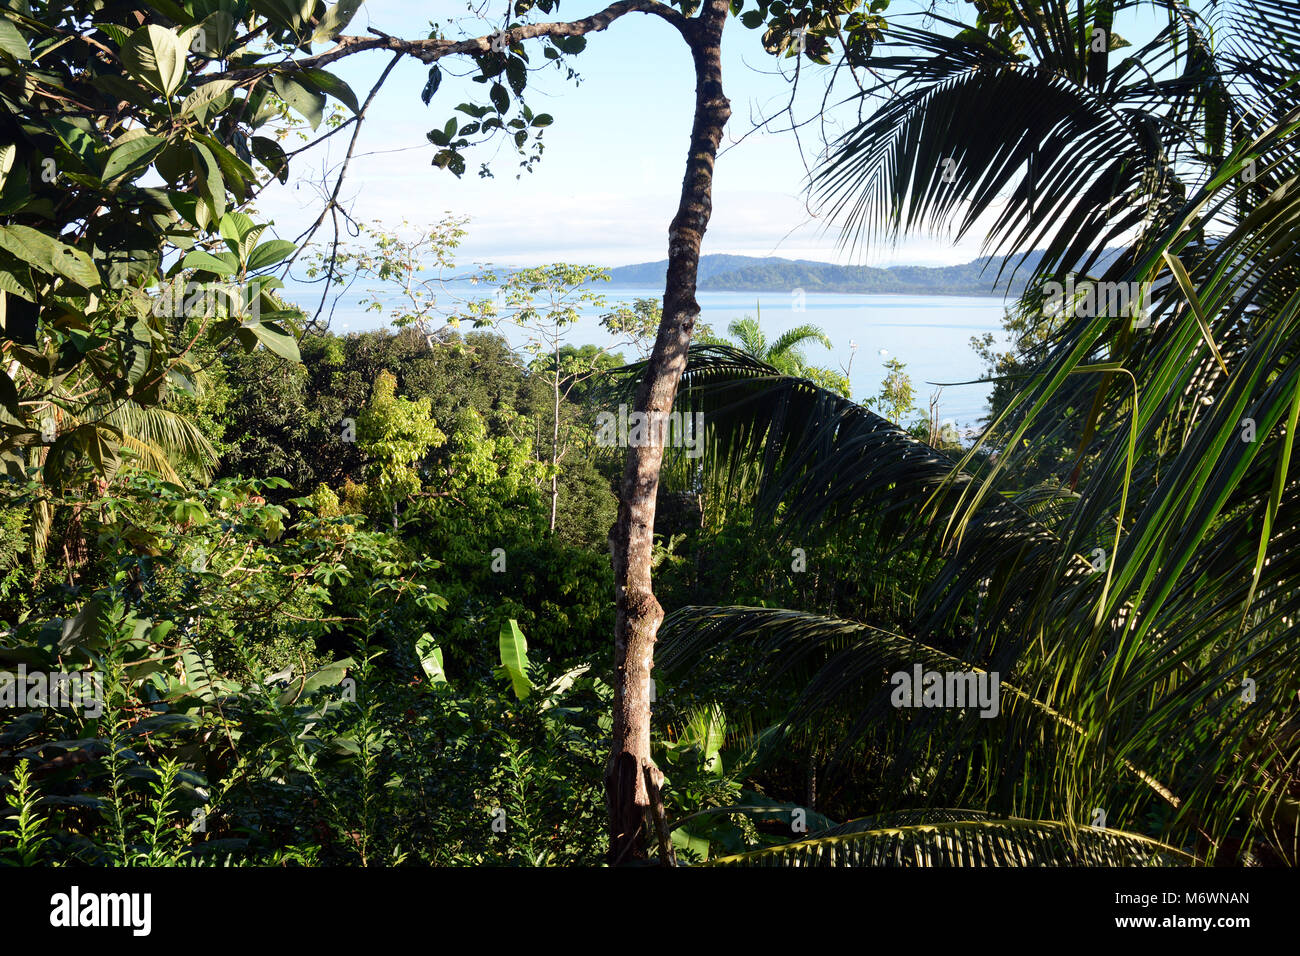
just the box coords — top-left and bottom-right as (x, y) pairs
(708, 817), (1200, 867)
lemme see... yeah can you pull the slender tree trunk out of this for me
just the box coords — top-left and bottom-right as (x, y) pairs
(605, 0), (731, 865)
(551, 347), (561, 533)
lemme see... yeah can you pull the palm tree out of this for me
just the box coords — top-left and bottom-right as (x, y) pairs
(26, 356), (220, 565)
(725, 306), (851, 397)
(727, 313), (833, 376)
(645, 0), (1300, 866)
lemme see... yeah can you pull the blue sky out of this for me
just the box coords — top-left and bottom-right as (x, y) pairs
(257, 0), (1166, 270)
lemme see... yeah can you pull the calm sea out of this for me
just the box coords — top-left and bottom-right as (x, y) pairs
(284, 282), (1011, 431)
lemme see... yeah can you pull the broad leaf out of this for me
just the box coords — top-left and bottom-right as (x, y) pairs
(272, 75), (325, 130)
(0, 16), (30, 61)
(180, 79), (237, 117)
(245, 239), (296, 271)
(0, 225), (99, 288)
(121, 25), (187, 96)
(181, 249), (238, 276)
(497, 618), (532, 700)
(313, 0), (365, 43)
(102, 134), (165, 183)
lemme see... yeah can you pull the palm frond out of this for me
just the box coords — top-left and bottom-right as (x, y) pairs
(767, 324), (833, 364)
(726, 317), (766, 358)
(103, 402), (219, 482)
(708, 817), (1200, 867)
(659, 605), (1184, 822)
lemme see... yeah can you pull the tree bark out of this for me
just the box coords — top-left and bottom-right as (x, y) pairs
(605, 0), (731, 865)
(551, 344), (561, 533)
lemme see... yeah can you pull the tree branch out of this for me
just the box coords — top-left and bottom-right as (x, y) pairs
(279, 51), (403, 314)
(210, 0), (691, 81)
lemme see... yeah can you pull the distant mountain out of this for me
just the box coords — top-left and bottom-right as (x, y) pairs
(606, 250), (1118, 296)
(606, 254), (815, 286)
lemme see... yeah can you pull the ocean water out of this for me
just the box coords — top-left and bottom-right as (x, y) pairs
(284, 281), (1012, 431)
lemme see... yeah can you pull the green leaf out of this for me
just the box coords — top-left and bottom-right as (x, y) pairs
(0, 225), (99, 288)
(94, 23), (132, 49)
(708, 818), (1200, 867)
(189, 10), (236, 56)
(505, 56), (527, 96)
(1239, 368), (1300, 633)
(102, 134), (165, 183)
(180, 79), (237, 117)
(301, 69), (358, 113)
(277, 657), (354, 706)
(272, 75), (326, 130)
(422, 66), (442, 105)
(58, 597), (107, 654)
(313, 0), (365, 42)
(219, 212), (258, 254)
(430, 149), (465, 177)
(245, 239), (296, 271)
(195, 133), (255, 201)
(0, 142), (15, 192)
(497, 618), (532, 700)
(181, 249), (238, 275)
(191, 141), (226, 220)
(260, 0), (315, 34)
(0, 268), (33, 302)
(251, 136), (289, 183)
(415, 633), (447, 684)
(490, 81), (510, 114)
(0, 16), (31, 61)
(246, 319), (301, 362)
(300, 657), (353, 696)
(121, 25), (187, 96)
(125, 714), (199, 737)
(671, 827), (710, 859)
(50, 119), (97, 171)
(84, 426), (122, 483)
(179, 640), (221, 703)
(1163, 251), (1229, 377)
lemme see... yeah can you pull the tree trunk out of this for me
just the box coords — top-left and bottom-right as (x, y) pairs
(605, 0), (731, 865)
(550, 345), (561, 533)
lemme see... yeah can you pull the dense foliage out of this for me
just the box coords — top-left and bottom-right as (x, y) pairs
(1, 0), (1296, 870)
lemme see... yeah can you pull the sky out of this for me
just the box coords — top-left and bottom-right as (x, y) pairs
(256, 0), (1007, 270)
(255, 1), (1168, 273)
(248, 1), (1171, 417)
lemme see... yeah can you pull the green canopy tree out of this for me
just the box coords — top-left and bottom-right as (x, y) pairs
(0, 2), (341, 563)
(355, 369), (445, 529)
